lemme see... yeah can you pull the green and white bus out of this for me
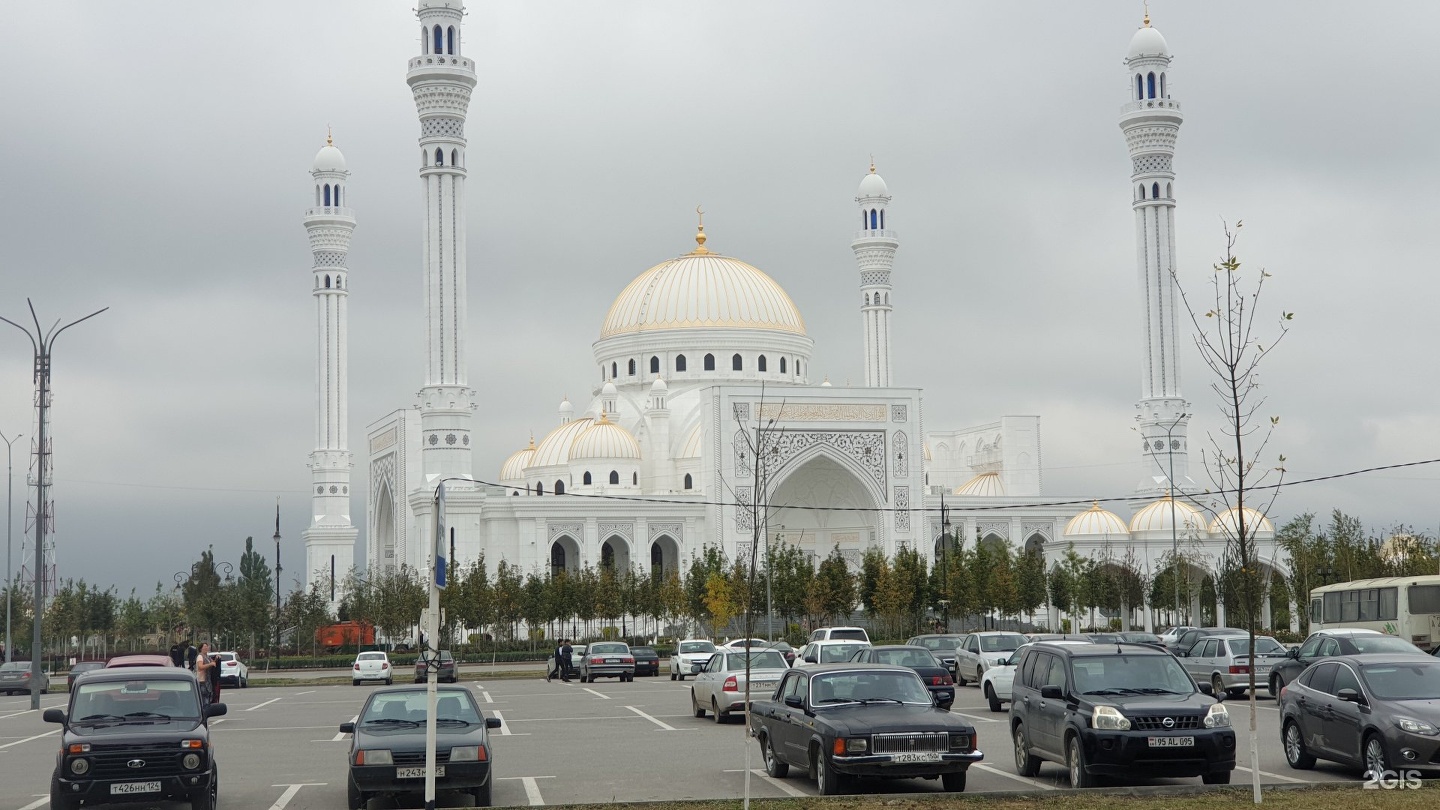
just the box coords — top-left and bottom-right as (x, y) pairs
(1308, 575), (1440, 651)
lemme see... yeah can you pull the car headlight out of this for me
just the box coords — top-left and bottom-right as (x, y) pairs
(1204, 703), (1231, 728)
(1397, 717), (1439, 736)
(356, 749), (393, 766)
(70, 758), (90, 775)
(449, 745), (488, 762)
(1091, 705), (1131, 730)
(182, 753), (201, 770)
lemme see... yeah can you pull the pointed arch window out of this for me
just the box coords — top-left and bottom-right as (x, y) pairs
(880, 209), (885, 229)
(780, 357), (787, 374)
(632, 472), (637, 485)
(1147, 72), (1156, 99)
(315, 185), (321, 206)
(797, 360), (802, 376)
(611, 361), (618, 378)
(422, 26), (429, 55)
(334, 185), (341, 206)
(451, 149), (458, 167)
(583, 471), (592, 485)
(535, 482), (544, 496)
(683, 473), (693, 490)
(1160, 73), (1166, 98)
(433, 25), (443, 56)
(649, 356), (659, 374)
(323, 184), (331, 206)
(869, 209), (878, 229)
(675, 354), (687, 372)
(609, 470), (619, 485)
(862, 211), (867, 229)
(732, 353), (743, 371)
(554, 480), (565, 495)
(1152, 182), (1160, 199)
(628, 358), (637, 376)
(324, 275), (331, 288)
(704, 353), (715, 371)
(758, 355), (767, 372)
(1136, 73), (1143, 100)
(1139, 185), (1146, 200)
(446, 26), (456, 55)
(435, 148), (444, 166)
(1166, 182), (1172, 197)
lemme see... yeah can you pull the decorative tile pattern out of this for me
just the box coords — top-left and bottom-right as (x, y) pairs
(894, 486), (910, 531)
(757, 403), (887, 422)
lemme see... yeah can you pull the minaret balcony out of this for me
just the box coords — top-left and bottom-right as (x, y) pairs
(305, 206), (355, 219)
(853, 229), (898, 240)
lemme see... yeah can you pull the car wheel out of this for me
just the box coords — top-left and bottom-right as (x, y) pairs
(763, 732), (789, 778)
(190, 765), (218, 810)
(955, 668), (967, 687)
(347, 777), (367, 810)
(692, 690), (706, 718)
(1227, 687), (1247, 699)
(51, 779), (77, 810)
(1269, 674), (1283, 698)
(352, 680), (360, 687)
(385, 677), (393, 686)
(670, 670), (677, 681)
(1211, 675), (1226, 698)
(942, 770), (967, 792)
(241, 676), (248, 688)
(1202, 770), (1232, 785)
(472, 778), (492, 807)
(713, 697), (725, 724)
(1364, 733), (1390, 778)
(1282, 720), (1316, 769)
(985, 684), (1002, 713)
(815, 748), (845, 795)
(678, 672), (686, 681)
(1013, 724), (1041, 777)
(1067, 734), (1094, 788)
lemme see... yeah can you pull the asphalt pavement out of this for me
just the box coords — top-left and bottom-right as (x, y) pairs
(0, 673), (1367, 809)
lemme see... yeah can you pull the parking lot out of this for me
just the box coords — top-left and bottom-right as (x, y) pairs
(0, 673), (1367, 809)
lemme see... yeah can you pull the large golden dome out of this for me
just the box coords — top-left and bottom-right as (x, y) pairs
(599, 249), (806, 339)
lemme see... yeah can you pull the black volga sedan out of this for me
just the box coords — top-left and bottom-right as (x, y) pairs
(749, 663), (982, 794)
(341, 685), (502, 808)
(849, 646), (955, 710)
(44, 666), (226, 810)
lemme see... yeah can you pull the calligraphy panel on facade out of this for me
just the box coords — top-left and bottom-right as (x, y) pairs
(757, 403), (887, 422)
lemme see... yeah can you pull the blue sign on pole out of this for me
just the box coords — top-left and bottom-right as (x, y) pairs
(434, 482), (448, 589)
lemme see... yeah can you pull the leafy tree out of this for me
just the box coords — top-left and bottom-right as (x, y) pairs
(181, 547), (225, 639)
(236, 536), (274, 658)
(815, 546), (856, 624)
(768, 543), (812, 631)
(889, 546), (929, 635)
(521, 572), (547, 644)
(655, 570), (686, 638)
(492, 561), (525, 640)
(1275, 513), (1323, 634)
(284, 581), (334, 657)
(703, 571), (734, 636)
(1015, 547), (1048, 624)
(118, 589), (149, 652)
(858, 546), (888, 620)
(683, 546), (727, 633)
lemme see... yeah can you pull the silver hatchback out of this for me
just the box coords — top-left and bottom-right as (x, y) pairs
(1181, 634), (1287, 697)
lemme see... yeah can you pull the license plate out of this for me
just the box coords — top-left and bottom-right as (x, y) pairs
(1254, 665), (1271, 674)
(111, 782), (161, 795)
(751, 681), (775, 690)
(891, 752), (941, 763)
(396, 766), (445, 778)
(1148, 737), (1195, 748)
(606, 658), (621, 663)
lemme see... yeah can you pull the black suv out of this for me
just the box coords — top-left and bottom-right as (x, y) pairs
(44, 666), (226, 809)
(1008, 642), (1235, 788)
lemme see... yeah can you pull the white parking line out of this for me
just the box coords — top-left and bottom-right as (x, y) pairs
(267, 783), (325, 810)
(0, 729), (57, 750)
(17, 797), (48, 810)
(972, 762), (1058, 789)
(582, 687), (610, 700)
(497, 776), (554, 806)
(748, 768), (807, 797)
(624, 705), (687, 731)
(1234, 765), (1307, 784)
(491, 710), (512, 735)
(295, 690), (315, 695)
(948, 711), (1002, 723)
(481, 691), (493, 703)
(330, 715), (357, 742)
(247, 697), (283, 712)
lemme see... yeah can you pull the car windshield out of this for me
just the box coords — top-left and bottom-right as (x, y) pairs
(589, 643), (628, 654)
(918, 637), (961, 650)
(1351, 637), (1423, 654)
(828, 629), (868, 641)
(362, 690), (482, 726)
(0, 662), (28, 672)
(1361, 662), (1440, 700)
(980, 634), (1025, 652)
(1120, 633), (1161, 644)
(680, 641), (716, 654)
(73, 679), (200, 722)
(1225, 637), (1284, 656)
(632, 648), (656, 655)
(357, 652), (386, 661)
(811, 671), (932, 705)
(731, 639), (768, 647)
(726, 651), (787, 669)
(819, 644), (865, 662)
(874, 649), (938, 668)
(1073, 655), (1195, 695)
(1087, 634), (1120, 643)
(1004, 644), (1033, 666)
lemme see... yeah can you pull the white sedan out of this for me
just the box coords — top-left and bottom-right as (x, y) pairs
(670, 639), (718, 681)
(352, 651), (393, 685)
(215, 651), (249, 688)
(980, 640), (1092, 712)
(690, 649), (790, 722)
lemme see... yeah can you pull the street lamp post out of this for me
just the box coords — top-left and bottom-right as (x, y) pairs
(273, 501), (282, 657)
(1, 430), (19, 664)
(1159, 413), (1188, 626)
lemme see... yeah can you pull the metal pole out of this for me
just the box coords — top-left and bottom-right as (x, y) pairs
(1163, 413), (1186, 628)
(1, 431), (18, 664)
(766, 528), (773, 639)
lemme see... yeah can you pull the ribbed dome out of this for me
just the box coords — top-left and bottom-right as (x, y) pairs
(954, 472), (1004, 497)
(313, 144), (347, 173)
(1064, 503), (1130, 537)
(599, 250), (806, 339)
(1128, 26), (1169, 59)
(500, 439), (536, 481)
(680, 425), (703, 458)
(531, 417), (593, 468)
(570, 417), (641, 461)
(1129, 495), (1205, 533)
(1209, 507), (1275, 536)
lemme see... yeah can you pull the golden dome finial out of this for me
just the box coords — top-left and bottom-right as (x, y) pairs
(692, 204), (710, 254)
(1143, 0), (1150, 27)
(528, 431), (536, 449)
(869, 154), (876, 174)
(326, 124), (334, 146)
(598, 409), (610, 424)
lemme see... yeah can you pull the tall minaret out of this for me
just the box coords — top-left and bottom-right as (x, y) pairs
(1122, 12), (1193, 495)
(409, 1), (478, 484)
(852, 161), (898, 387)
(302, 133), (357, 601)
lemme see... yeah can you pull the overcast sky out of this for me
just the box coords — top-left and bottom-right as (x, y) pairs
(2, 1), (1439, 597)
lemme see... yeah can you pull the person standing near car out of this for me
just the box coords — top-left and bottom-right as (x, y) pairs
(195, 642), (217, 705)
(548, 640), (564, 682)
(559, 639), (573, 682)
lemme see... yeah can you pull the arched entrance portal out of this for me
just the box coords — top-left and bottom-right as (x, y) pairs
(550, 535), (580, 577)
(767, 453), (882, 570)
(373, 482), (395, 572)
(601, 536), (631, 572)
(650, 535), (679, 577)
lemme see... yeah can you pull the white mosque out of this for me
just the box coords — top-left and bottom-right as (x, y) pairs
(300, 3), (1293, 633)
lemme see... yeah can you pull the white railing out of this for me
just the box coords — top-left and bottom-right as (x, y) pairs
(305, 206), (354, 218)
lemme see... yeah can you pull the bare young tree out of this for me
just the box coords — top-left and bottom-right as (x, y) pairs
(1174, 222), (1290, 803)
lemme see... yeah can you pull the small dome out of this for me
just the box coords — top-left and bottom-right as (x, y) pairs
(820, 376), (832, 387)
(650, 378), (668, 393)
(602, 381), (618, 396)
(1128, 26), (1169, 59)
(570, 416), (641, 461)
(1129, 495), (1205, 533)
(680, 425), (703, 458)
(954, 472), (1005, 497)
(1209, 506), (1275, 536)
(1064, 503), (1130, 537)
(313, 144), (347, 173)
(858, 168), (889, 198)
(558, 396), (574, 415)
(500, 438), (536, 481)
(531, 418), (593, 468)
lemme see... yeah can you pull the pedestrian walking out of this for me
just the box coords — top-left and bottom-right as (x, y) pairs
(195, 642), (217, 705)
(548, 640), (564, 682)
(559, 639), (573, 683)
